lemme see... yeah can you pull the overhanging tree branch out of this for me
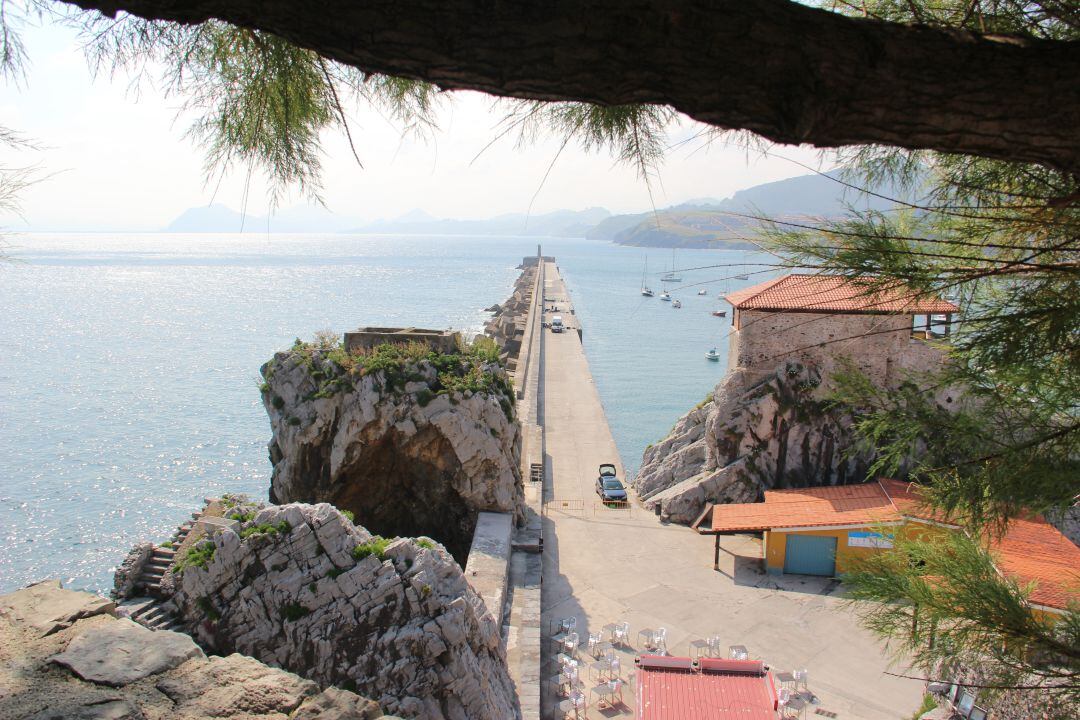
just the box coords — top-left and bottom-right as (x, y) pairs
(62, 0), (1080, 172)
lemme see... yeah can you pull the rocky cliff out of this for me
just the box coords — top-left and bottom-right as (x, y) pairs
(262, 338), (522, 563)
(633, 362), (871, 524)
(0, 579), (388, 720)
(161, 500), (517, 720)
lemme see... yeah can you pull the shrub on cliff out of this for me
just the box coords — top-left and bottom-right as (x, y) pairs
(268, 335), (515, 413)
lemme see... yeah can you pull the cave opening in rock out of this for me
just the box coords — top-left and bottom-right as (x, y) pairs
(327, 429), (477, 566)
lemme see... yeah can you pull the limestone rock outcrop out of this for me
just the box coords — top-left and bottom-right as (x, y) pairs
(262, 344), (522, 562)
(166, 501), (517, 720)
(51, 617), (204, 686)
(634, 362), (871, 524)
(0, 580), (387, 720)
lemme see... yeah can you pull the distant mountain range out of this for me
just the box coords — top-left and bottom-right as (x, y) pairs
(588, 170), (907, 249)
(163, 170), (907, 247)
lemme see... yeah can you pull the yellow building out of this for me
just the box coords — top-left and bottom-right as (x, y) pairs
(694, 479), (1079, 618)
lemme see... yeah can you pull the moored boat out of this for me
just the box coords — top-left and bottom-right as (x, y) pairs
(705, 348), (721, 361)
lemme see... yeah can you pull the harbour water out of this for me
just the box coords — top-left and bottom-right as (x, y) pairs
(0, 232), (772, 593)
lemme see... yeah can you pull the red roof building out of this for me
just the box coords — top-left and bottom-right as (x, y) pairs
(698, 480), (1080, 614)
(724, 274), (960, 315)
(636, 655), (781, 720)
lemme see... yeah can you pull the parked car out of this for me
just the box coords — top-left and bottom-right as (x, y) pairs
(595, 463), (627, 502)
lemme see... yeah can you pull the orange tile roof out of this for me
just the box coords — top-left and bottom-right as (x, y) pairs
(990, 515), (1080, 611)
(707, 479), (1080, 611)
(724, 274), (960, 314)
(709, 483), (901, 532)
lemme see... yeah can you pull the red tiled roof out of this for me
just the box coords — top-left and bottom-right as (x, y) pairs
(637, 656), (779, 720)
(877, 478), (952, 525)
(706, 479), (1080, 611)
(724, 274), (960, 314)
(990, 515), (1080, 611)
(709, 482), (901, 532)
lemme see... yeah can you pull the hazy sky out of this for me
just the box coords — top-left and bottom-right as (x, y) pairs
(2, 19), (830, 231)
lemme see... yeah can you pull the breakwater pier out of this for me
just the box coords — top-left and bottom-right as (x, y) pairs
(503, 254), (921, 719)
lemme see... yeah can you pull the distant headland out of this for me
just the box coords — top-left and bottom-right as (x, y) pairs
(162, 170), (907, 248)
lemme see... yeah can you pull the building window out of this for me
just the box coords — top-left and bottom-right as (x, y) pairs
(912, 313), (953, 340)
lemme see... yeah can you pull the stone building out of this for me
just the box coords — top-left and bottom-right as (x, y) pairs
(725, 274), (960, 387)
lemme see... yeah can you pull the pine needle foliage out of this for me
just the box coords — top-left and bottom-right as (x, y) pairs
(73, 11), (443, 205)
(764, 0), (1080, 708)
(845, 530), (1080, 710)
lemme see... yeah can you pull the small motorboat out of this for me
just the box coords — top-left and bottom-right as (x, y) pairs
(660, 291), (672, 301)
(705, 348), (721, 361)
(642, 287), (655, 297)
(698, 289), (707, 296)
(712, 310), (727, 317)
(734, 274), (749, 281)
(672, 299), (682, 308)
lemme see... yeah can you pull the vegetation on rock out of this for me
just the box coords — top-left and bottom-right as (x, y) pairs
(263, 335), (515, 419)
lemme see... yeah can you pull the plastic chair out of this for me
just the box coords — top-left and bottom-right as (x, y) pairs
(587, 630), (602, 655)
(609, 657), (622, 682)
(608, 678), (624, 706)
(793, 668), (809, 691)
(655, 627), (668, 655)
(707, 634), (723, 657)
(613, 621), (630, 647)
(562, 631), (579, 657)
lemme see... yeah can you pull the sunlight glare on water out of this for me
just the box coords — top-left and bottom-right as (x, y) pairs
(0, 232), (772, 593)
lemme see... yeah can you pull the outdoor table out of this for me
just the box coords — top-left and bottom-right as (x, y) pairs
(592, 640), (613, 658)
(602, 622), (618, 640)
(589, 658), (611, 681)
(589, 682), (617, 709)
(689, 638), (710, 659)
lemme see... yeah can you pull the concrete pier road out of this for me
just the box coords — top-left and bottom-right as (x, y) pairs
(537, 261), (921, 719)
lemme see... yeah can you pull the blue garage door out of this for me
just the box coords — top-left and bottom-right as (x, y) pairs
(784, 535), (837, 576)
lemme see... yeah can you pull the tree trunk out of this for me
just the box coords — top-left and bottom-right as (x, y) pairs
(66, 0), (1080, 172)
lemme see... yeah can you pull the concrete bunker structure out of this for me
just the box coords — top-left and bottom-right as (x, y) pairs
(343, 326), (461, 354)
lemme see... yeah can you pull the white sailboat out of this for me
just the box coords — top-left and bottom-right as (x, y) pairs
(672, 299), (682, 308)
(640, 257), (654, 297)
(660, 290), (672, 301)
(661, 248), (682, 282)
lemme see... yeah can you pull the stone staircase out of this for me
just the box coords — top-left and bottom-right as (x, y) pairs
(117, 596), (185, 632)
(122, 507), (210, 632)
(136, 513), (199, 596)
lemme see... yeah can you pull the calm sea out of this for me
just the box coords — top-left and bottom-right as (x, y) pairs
(0, 233), (771, 593)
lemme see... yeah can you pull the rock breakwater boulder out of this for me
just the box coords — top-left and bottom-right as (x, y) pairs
(262, 338), (523, 563)
(166, 501), (517, 720)
(483, 264), (536, 358)
(634, 362), (872, 524)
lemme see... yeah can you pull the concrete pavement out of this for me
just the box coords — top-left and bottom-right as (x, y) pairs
(537, 261), (922, 719)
